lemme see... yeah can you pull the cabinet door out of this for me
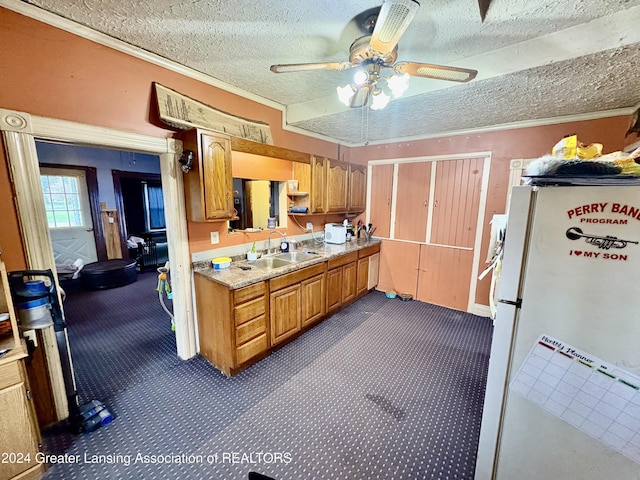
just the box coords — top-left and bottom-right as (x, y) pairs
(342, 262), (357, 304)
(348, 164), (366, 213)
(301, 274), (326, 327)
(0, 361), (42, 480)
(394, 162), (431, 242)
(369, 164), (394, 238)
(430, 157), (483, 248)
(356, 257), (369, 297)
(326, 159), (349, 213)
(201, 133), (234, 220)
(310, 155), (327, 214)
(270, 285), (301, 345)
(326, 267), (342, 313)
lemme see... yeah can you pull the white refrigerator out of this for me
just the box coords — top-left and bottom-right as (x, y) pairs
(475, 184), (640, 479)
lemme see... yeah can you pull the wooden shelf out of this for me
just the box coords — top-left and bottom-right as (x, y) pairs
(287, 191), (308, 197)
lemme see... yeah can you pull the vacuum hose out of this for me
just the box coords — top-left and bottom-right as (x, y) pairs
(156, 265), (174, 331)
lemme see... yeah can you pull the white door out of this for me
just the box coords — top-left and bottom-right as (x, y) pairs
(40, 167), (98, 266)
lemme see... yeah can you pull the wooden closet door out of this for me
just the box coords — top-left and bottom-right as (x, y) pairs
(430, 157), (483, 248)
(418, 157), (484, 309)
(368, 164), (394, 238)
(394, 162), (431, 242)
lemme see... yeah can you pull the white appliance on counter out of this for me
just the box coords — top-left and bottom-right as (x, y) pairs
(476, 184), (640, 480)
(324, 223), (346, 244)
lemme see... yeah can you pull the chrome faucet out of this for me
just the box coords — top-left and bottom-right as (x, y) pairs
(267, 230), (287, 255)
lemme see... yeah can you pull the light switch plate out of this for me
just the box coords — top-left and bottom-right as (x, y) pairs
(210, 231), (220, 244)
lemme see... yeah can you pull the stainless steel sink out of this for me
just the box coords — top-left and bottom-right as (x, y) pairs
(273, 252), (318, 263)
(251, 257), (293, 269)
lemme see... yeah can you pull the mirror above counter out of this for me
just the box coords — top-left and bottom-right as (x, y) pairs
(228, 149), (293, 231)
(229, 178), (286, 231)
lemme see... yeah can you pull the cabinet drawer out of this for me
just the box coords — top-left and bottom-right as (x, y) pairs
(234, 297), (266, 326)
(0, 360), (22, 390)
(233, 281), (266, 305)
(236, 333), (268, 365)
(269, 263), (324, 292)
(358, 243), (381, 258)
(236, 314), (267, 345)
(327, 251), (357, 269)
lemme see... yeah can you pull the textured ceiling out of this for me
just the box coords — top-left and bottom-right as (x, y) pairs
(15, 0), (640, 145)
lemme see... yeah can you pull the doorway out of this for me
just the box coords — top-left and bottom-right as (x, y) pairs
(39, 165), (102, 266)
(1, 108), (195, 422)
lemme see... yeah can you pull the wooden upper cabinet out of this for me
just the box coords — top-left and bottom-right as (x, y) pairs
(326, 159), (349, 213)
(348, 164), (366, 213)
(180, 129), (234, 221)
(310, 155), (327, 213)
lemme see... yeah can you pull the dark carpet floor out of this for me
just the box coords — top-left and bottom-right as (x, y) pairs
(42, 272), (493, 479)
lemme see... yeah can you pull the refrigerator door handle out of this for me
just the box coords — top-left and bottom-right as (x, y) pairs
(498, 298), (522, 307)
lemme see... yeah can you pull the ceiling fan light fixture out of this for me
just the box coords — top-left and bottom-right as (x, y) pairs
(387, 73), (410, 98)
(353, 69), (369, 85)
(370, 88), (391, 110)
(337, 84), (356, 106)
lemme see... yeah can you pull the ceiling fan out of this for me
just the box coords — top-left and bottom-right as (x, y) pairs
(270, 0), (478, 108)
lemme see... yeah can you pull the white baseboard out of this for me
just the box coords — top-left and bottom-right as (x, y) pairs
(470, 304), (492, 318)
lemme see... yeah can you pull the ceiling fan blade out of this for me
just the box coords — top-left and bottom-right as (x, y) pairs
(350, 84), (373, 108)
(368, 0), (420, 58)
(394, 61), (478, 83)
(270, 62), (354, 73)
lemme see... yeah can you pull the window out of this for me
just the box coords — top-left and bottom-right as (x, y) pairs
(40, 174), (83, 228)
(143, 181), (166, 230)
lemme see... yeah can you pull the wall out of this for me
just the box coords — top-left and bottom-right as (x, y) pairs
(36, 142), (161, 209)
(0, 7), (341, 268)
(0, 7), (635, 304)
(344, 116), (633, 307)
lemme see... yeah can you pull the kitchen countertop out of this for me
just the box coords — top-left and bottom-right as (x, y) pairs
(193, 238), (381, 289)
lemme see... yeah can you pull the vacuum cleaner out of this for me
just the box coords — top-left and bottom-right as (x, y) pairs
(8, 269), (114, 433)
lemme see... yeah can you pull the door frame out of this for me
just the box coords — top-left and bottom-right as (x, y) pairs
(40, 163), (107, 262)
(0, 108), (195, 421)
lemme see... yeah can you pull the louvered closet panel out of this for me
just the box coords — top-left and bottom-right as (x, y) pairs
(368, 164), (394, 238)
(430, 157), (483, 247)
(394, 162), (431, 242)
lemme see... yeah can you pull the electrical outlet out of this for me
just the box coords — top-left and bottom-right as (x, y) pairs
(210, 231), (219, 244)
(305, 222), (313, 232)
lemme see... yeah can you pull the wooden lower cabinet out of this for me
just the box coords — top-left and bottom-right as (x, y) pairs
(270, 284), (301, 345)
(356, 257), (369, 296)
(194, 276), (269, 376)
(301, 274), (325, 327)
(342, 262), (357, 304)
(0, 359), (45, 480)
(326, 267), (342, 313)
(269, 263), (325, 346)
(194, 244), (380, 376)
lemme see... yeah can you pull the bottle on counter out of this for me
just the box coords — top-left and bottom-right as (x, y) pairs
(280, 238), (289, 253)
(290, 238), (297, 251)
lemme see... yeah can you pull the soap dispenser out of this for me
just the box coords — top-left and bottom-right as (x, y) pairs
(280, 235), (289, 253)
